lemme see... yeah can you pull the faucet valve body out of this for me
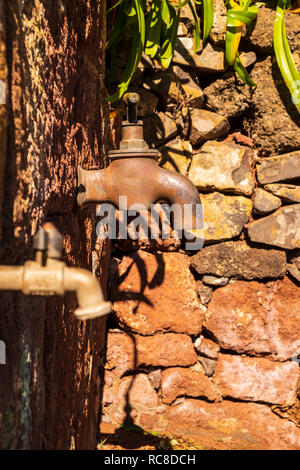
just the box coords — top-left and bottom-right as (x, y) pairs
(77, 92), (201, 234)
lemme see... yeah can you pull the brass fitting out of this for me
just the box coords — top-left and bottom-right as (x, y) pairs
(0, 224), (111, 321)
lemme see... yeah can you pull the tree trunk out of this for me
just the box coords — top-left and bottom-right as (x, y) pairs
(0, 0), (110, 450)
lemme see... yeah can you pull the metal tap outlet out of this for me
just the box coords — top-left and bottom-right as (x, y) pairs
(77, 92), (201, 232)
(0, 224), (112, 321)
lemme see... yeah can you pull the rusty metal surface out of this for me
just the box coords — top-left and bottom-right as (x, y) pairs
(77, 93), (201, 231)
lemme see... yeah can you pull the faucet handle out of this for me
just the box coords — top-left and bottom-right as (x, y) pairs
(33, 228), (48, 252)
(33, 224), (63, 260)
(123, 92), (140, 123)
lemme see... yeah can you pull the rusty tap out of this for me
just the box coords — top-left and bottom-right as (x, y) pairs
(77, 92), (201, 232)
(0, 224), (112, 321)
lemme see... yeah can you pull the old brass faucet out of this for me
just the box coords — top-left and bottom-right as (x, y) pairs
(77, 93), (201, 232)
(0, 223), (112, 321)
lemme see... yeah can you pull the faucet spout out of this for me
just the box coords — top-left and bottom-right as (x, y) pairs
(0, 225), (112, 321)
(63, 267), (111, 321)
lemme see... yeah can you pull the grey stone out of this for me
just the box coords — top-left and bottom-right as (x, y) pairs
(173, 39), (226, 74)
(158, 138), (193, 176)
(197, 193), (252, 244)
(210, 0), (227, 45)
(173, 65), (204, 108)
(196, 282), (212, 305)
(253, 188), (282, 215)
(203, 275), (229, 287)
(247, 204), (300, 250)
(256, 151), (300, 184)
(264, 184), (300, 203)
(190, 241), (287, 280)
(187, 110), (230, 148)
(143, 112), (177, 148)
(197, 357), (217, 377)
(287, 264), (300, 283)
(239, 51), (257, 68)
(188, 141), (254, 195)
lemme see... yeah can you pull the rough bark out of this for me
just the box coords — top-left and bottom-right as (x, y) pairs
(0, 0), (110, 449)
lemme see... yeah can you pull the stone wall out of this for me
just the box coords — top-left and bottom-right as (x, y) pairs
(102, 1), (300, 450)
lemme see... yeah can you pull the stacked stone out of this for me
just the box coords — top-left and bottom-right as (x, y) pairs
(103, 1), (300, 449)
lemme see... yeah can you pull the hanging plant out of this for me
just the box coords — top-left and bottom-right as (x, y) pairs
(106, 0), (300, 109)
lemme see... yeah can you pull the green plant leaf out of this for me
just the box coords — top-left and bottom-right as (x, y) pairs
(188, 0), (202, 52)
(202, 0), (214, 42)
(160, 5), (180, 69)
(234, 53), (257, 86)
(145, 0), (162, 58)
(107, 0), (145, 102)
(273, 0), (300, 108)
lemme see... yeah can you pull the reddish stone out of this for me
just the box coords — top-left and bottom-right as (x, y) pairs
(102, 373), (158, 425)
(162, 399), (300, 449)
(161, 367), (220, 404)
(204, 277), (300, 361)
(105, 330), (198, 373)
(213, 354), (299, 405)
(194, 336), (220, 359)
(111, 250), (203, 335)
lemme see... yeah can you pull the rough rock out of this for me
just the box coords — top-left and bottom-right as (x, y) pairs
(247, 204), (300, 250)
(102, 373), (158, 425)
(239, 51), (257, 68)
(204, 73), (251, 121)
(191, 241), (286, 280)
(204, 277), (300, 361)
(173, 39), (226, 73)
(213, 354), (299, 405)
(158, 137), (192, 176)
(287, 263), (300, 283)
(264, 184), (300, 203)
(210, 0), (227, 45)
(187, 110), (230, 148)
(290, 250), (300, 269)
(106, 330), (198, 371)
(173, 65), (204, 108)
(256, 151), (300, 184)
(160, 367), (220, 404)
(143, 112), (177, 148)
(159, 400), (300, 450)
(245, 57), (300, 154)
(245, 3), (300, 54)
(148, 370), (161, 390)
(196, 282), (212, 305)
(188, 141), (254, 195)
(194, 337), (220, 360)
(196, 193), (252, 244)
(143, 69), (176, 98)
(202, 275), (229, 287)
(111, 250), (203, 335)
(253, 188), (282, 215)
(197, 357), (217, 377)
